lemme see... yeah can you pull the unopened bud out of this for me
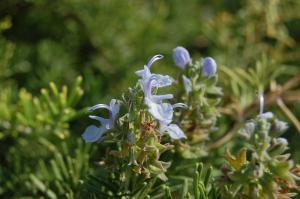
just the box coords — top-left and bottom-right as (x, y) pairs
(201, 57), (217, 78)
(173, 46), (191, 69)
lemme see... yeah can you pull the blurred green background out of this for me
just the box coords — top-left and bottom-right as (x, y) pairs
(0, 0), (300, 198)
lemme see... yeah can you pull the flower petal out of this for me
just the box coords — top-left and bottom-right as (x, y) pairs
(110, 99), (120, 119)
(135, 65), (151, 79)
(150, 94), (173, 103)
(150, 74), (173, 88)
(160, 123), (186, 140)
(147, 102), (173, 124)
(89, 115), (112, 129)
(82, 125), (107, 143)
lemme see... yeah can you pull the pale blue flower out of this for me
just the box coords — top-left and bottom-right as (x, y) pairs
(82, 99), (120, 143)
(136, 66), (173, 103)
(182, 75), (192, 93)
(173, 46), (191, 69)
(201, 57), (217, 78)
(136, 55), (174, 106)
(136, 54), (187, 140)
(147, 100), (187, 125)
(143, 75), (173, 104)
(88, 99), (120, 128)
(135, 54), (163, 78)
(136, 56), (174, 105)
(143, 76), (187, 125)
(160, 123), (187, 139)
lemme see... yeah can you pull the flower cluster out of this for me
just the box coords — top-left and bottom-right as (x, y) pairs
(222, 94), (298, 199)
(80, 47), (299, 199)
(135, 54), (187, 140)
(172, 46), (222, 154)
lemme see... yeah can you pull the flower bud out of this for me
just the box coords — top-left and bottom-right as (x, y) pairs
(245, 122), (255, 134)
(201, 57), (217, 78)
(173, 46), (191, 69)
(276, 154), (290, 161)
(258, 112), (273, 120)
(276, 137), (288, 146)
(273, 119), (288, 134)
(239, 122), (255, 140)
(127, 132), (135, 145)
(268, 137), (288, 156)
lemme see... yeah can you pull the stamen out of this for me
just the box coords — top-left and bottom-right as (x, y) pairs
(147, 54), (164, 68)
(145, 76), (159, 97)
(88, 104), (110, 112)
(172, 103), (188, 109)
(88, 104), (113, 119)
(258, 92), (264, 116)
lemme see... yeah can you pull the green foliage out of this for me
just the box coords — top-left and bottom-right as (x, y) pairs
(29, 141), (91, 199)
(0, 76), (87, 197)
